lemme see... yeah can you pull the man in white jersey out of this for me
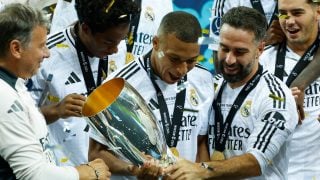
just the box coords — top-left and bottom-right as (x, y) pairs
(50, 0), (172, 60)
(28, 0), (140, 167)
(210, 0), (320, 121)
(89, 11), (214, 178)
(0, 3), (109, 179)
(165, 6), (298, 180)
(260, 0), (320, 179)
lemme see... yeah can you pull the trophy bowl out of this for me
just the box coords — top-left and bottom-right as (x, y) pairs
(82, 78), (174, 166)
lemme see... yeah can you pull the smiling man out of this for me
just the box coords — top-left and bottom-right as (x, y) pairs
(28, 0), (140, 168)
(164, 6), (298, 180)
(88, 11), (214, 178)
(260, 0), (320, 179)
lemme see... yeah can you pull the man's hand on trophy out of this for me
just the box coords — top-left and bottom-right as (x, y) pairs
(128, 155), (164, 180)
(40, 93), (87, 124)
(76, 158), (111, 180)
(57, 93), (86, 118)
(163, 158), (211, 180)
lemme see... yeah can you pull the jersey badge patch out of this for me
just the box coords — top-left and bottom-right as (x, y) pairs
(189, 88), (199, 106)
(240, 100), (252, 117)
(144, 6), (155, 22)
(109, 60), (117, 74)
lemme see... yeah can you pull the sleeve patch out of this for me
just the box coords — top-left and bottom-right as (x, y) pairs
(261, 111), (285, 130)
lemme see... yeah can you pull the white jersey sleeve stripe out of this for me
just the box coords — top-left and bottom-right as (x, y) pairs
(261, 125), (277, 153)
(122, 66), (141, 80)
(263, 74), (286, 109)
(47, 31), (63, 43)
(114, 61), (139, 78)
(47, 33), (65, 48)
(254, 122), (277, 152)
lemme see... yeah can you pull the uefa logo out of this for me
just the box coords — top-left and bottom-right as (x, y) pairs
(211, 17), (221, 36)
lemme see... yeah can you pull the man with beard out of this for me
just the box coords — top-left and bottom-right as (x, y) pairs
(164, 6), (298, 180)
(260, 0), (320, 179)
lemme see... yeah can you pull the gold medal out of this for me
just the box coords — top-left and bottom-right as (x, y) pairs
(210, 150), (225, 160)
(125, 52), (135, 64)
(170, 147), (180, 157)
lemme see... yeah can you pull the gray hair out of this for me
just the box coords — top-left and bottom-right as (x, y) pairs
(0, 3), (49, 57)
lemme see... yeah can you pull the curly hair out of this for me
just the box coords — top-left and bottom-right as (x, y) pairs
(75, 0), (140, 34)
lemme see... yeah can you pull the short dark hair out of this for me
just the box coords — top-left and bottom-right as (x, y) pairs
(75, 0), (140, 34)
(157, 11), (202, 43)
(0, 3), (49, 58)
(221, 6), (268, 42)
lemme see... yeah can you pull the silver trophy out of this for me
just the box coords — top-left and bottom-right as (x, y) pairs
(82, 78), (175, 166)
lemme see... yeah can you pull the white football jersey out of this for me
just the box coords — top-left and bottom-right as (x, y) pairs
(209, 70), (298, 180)
(0, 70), (78, 179)
(260, 45), (320, 179)
(28, 27), (127, 166)
(129, 0), (173, 57)
(209, 0), (277, 50)
(50, 0), (77, 34)
(91, 57), (214, 162)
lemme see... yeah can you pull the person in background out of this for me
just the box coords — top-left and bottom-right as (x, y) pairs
(0, 3), (110, 180)
(49, 0), (172, 61)
(209, 0), (283, 51)
(165, 6), (298, 180)
(260, 0), (320, 178)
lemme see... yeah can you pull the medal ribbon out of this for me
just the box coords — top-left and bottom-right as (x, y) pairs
(213, 65), (263, 152)
(143, 52), (186, 148)
(74, 24), (108, 95)
(275, 36), (319, 86)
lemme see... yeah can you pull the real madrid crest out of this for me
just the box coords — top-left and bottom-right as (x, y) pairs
(108, 60), (117, 74)
(144, 6), (155, 22)
(240, 100), (252, 117)
(189, 88), (199, 106)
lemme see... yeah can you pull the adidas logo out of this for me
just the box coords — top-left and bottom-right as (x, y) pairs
(65, 72), (81, 85)
(7, 100), (23, 113)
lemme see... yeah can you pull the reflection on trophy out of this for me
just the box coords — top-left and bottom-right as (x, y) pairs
(82, 78), (175, 166)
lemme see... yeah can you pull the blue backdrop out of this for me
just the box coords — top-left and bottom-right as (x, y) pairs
(173, 0), (214, 74)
